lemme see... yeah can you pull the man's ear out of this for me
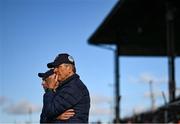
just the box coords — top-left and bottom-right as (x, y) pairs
(68, 66), (72, 72)
(67, 64), (71, 69)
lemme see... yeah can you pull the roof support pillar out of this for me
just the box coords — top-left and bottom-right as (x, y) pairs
(166, 1), (176, 102)
(114, 44), (121, 123)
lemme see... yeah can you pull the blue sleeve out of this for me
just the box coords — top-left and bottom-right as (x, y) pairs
(43, 86), (82, 119)
(40, 105), (49, 123)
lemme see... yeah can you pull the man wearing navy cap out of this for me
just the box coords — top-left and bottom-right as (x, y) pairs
(40, 53), (90, 123)
(38, 69), (75, 123)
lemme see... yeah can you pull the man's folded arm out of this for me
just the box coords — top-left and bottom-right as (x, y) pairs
(43, 88), (82, 119)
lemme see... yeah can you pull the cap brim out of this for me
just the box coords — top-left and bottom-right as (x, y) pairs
(38, 69), (54, 79)
(47, 62), (54, 68)
(38, 73), (44, 78)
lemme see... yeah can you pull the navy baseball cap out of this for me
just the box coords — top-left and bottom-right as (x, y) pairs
(38, 69), (54, 80)
(47, 53), (75, 68)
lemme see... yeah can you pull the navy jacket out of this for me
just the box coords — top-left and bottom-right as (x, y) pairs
(40, 74), (90, 123)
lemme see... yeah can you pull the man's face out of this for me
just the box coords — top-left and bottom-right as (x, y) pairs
(43, 74), (55, 84)
(42, 74), (59, 89)
(54, 64), (71, 82)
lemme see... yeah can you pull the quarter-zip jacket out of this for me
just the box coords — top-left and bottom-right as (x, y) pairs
(40, 74), (90, 123)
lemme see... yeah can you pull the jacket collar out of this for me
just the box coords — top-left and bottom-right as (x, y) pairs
(58, 74), (79, 87)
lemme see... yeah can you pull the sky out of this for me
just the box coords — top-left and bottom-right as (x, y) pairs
(0, 0), (180, 123)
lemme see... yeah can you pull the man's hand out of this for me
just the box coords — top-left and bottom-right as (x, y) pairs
(42, 74), (58, 90)
(56, 109), (75, 120)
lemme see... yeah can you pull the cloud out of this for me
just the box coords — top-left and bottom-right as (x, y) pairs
(144, 90), (163, 99)
(3, 100), (41, 115)
(0, 96), (9, 106)
(89, 94), (113, 116)
(139, 73), (167, 84)
(90, 107), (113, 116)
(129, 73), (167, 84)
(90, 94), (112, 105)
